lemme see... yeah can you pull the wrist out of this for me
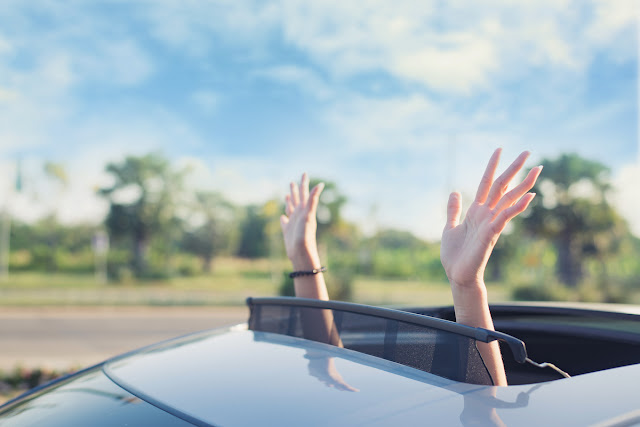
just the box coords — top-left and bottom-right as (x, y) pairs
(449, 277), (486, 292)
(290, 245), (322, 271)
(450, 280), (495, 330)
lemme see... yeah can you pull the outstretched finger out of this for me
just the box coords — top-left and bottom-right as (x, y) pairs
(474, 148), (502, 204)
(285, 194), (294, 216)
(300, 173), (310, 206)
(491, 192), (536, 235)
(290, 181), (300, 207)
(493, 166), (542, 214)
(444, 192), (462, 231)
(308, 182), (325, 216)
(485, 150), (531, 209)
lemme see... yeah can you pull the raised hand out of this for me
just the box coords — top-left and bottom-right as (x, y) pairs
(440, 148), (542, 386)
(441, 148), (542, 288)
(280, 173), (325, 270)
(281, 174), (337, 344)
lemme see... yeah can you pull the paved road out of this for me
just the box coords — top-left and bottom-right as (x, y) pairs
(0, 306), (247, 370)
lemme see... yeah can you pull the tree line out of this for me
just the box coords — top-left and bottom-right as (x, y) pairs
(6, 152), (640, 302)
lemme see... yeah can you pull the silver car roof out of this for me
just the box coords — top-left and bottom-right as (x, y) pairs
(104, 325), (640, 427)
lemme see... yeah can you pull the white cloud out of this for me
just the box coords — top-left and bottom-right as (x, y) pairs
(144, 1), (280, 57)
(3, 0), (637, 97)
(40, 54), (76, 89)
(83, 40), (154, 86)
(0, 3), (155, 89)
(0, 6), (157, 161)
(190, 90), (219, 114)
(181, 155), (291, 205)
(391, 36), (498, 93)
(252, 65), (333, 99)
(0, 33), (13, 54)
(0, 84), (73, 154)
(0, 87), (18, 102)
(271, 0), (635, 93)
(586, 0), (637, 45)
(322, 93), (438, 152)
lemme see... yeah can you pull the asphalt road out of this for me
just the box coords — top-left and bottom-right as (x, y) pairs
(0, 306), (247, 371)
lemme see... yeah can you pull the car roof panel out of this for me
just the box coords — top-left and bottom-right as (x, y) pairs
(105, 326), (484, 426)
(103, 325), (640, 426)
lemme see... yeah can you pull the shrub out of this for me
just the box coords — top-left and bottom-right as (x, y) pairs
(278, 272), (295, 297)
(0, 366), (78, 402)
(512, 281), (570, 301)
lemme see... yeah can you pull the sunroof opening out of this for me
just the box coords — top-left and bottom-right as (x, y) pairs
(247, 297), (535, 386)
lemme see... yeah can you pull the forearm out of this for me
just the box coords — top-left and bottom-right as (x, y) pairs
(290, 245), (329, 301)
(290, 245), (340, 345)
(451, 281), (507, 386)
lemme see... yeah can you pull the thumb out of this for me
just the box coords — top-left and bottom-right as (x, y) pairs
(280, 215), (289, 231)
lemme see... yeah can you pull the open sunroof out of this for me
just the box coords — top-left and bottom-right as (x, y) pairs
(247, 297), (530, 386)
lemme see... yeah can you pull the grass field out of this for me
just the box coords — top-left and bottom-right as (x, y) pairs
(2, 255), (637, 307)
(0, 257), (512, 307)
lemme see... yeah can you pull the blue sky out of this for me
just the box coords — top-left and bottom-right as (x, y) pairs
(0, 0), (637, 239)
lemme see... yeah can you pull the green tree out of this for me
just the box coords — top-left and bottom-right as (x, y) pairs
(10, 218), (97, 272)
(236, 205), (268, 258)
(98, 153), (187, 277)
(485, 233), (518, 282)
(369, 229), (424, 250)
(520, 153), (623, 287)
(181, 191), (235, 272)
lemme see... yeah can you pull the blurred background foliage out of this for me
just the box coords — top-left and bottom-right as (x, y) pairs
(2, 151), (639, 305)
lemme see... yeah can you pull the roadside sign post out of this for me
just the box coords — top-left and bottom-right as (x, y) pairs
(93, 230), (109, 284)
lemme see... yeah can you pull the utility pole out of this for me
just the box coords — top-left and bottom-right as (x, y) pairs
(0, 206), (10, 281)
(0, 159), (20, 282)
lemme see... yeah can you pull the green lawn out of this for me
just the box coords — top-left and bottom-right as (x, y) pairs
(0, 258), (282, 306)
(0, 263), (511, 307)
(4, 255), (637, 307)
(0, 276), (278, 307)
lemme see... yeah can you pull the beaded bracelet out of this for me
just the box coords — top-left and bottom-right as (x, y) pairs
(289, 266), (327, 278)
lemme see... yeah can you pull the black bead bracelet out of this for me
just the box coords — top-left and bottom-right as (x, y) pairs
(289, 266), (327, 278)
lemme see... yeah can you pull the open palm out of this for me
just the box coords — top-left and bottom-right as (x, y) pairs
(280, 173), (324, 267)
(441, 149), (542, 287)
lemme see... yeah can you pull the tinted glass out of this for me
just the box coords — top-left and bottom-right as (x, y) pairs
(249, 303), (493, 385)
(0, 368), (193, 427)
